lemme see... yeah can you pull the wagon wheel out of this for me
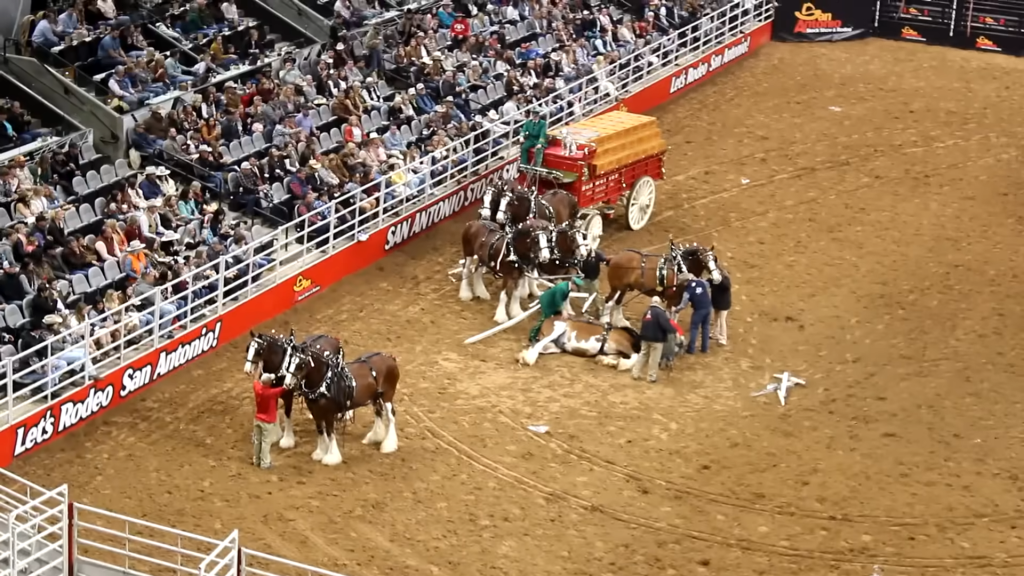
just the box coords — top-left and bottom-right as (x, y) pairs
(582, 211), (604, 249)
(625, 176), (656, 231)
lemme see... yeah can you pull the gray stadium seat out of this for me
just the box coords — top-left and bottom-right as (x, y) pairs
(114, 159), (132, 178)
(78, 204), (99, 224)
(319, 133), (332, 150)
(73, 176), (88, 194)
(80, 143), (97, 162)
(103, 259), (120, 280)
(71, 274), (91, 295)
(94, 197), (107, 216)
(87, 267), (107, 290)
(330, 128), (343, 144)
(65, 208), (84, 231)
(229, 141), (244, 159)
(0, 207), (11, 228)
(252, 132), (267, 149)
(241, 137), (256, 154)
(99, 164), (117, 184)
(85, 171), (103, 190)
(271, 182), (286, 201)
(3, 305), (23, 328)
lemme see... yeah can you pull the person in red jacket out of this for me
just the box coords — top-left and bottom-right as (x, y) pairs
(451, 14), (470, 39)
(253, 378), (287, 469)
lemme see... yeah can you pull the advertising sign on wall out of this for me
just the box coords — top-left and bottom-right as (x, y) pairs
(0, 21), (775, 467)
(773, 0), (874, 41)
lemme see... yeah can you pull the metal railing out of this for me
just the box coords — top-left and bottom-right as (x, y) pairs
(0, 469), (68, 576)
(0, 0), (773, 427)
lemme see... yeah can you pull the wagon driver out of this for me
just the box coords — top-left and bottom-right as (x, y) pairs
(529, 277), (584, 343)
(519, 108), (549, 167)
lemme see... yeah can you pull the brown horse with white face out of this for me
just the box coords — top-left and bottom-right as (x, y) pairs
(243, 329), (304, 449)
(281, 337), (401, 465)
(495, 183), (579, 229)
(602, 241), (722, 327)
(459, 218), (554, 324)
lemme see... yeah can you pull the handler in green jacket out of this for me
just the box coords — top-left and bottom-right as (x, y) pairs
(520, 108), (548, 167)
(529, 278), (584, 343)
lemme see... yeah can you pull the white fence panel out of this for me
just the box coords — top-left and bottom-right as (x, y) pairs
(241, 548), (348, 576)
(72, 504), (231, 576)
(198, 530), (238, 576)
(0, 469), (66, 576)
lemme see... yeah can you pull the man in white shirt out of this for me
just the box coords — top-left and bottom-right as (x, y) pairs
(108, 66), (141, 109)
(500, 93), (521, 121)
(221, 0), (240, 24)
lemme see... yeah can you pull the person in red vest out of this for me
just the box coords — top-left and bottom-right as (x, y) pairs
(253, 377), (287, 469)
(451, 13), (470, 39)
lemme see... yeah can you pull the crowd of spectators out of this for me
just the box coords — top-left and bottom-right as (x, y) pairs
(0, 142), (273, 397)
(131, 0), (713, 243)
(25, 0), (285, 113)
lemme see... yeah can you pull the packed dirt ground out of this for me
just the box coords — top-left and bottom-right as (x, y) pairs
(11, 38), (1024, 576)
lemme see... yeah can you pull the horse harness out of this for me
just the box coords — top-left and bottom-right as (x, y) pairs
(479, 222), (520, 279)
(300, 344), (384, 410)
(627, 249), (684, 292)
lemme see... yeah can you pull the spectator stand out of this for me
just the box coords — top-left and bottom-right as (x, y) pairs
(0, 0), (772, 425)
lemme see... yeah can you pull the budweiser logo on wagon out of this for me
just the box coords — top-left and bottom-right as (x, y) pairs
(11, 321), (224, 458)
(669, 36), (751, 94)
(792, 3), (853, 34)
(383, 162), (519, 251)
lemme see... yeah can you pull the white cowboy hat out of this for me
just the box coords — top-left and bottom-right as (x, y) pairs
(368, 132), (379, 139)
(487, 110), (499, 120)
(159, 231), (181, 242)
(198, 145), (212, 152)
(43, 314), (63, 326)
(155, 167), (171, 176)
(308, 160), (322, 169)
(127, 240), (145, 252)
(144, 166), (157, 175)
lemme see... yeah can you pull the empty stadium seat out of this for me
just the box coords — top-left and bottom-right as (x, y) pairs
(71, 274), (91, 295)
(102, 259), (120, 280)
(85, 171), (102, 190)
(94, 197), (107, 216)
(252, 132), (268, 149)
(73, 176), (88, 195)
(87, 267), (107, 290)
(99, 164), (117, 184)
(3, 305), (24, 328)
(65, 208), (84, 231)
(78, 204), (99, 225)
(114, 159), (132, 178)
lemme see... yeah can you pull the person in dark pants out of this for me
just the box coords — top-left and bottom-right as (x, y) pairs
(710, 267), (731, 346)
(679, 275), (713, 354)
(633, 296), (681, 383)
(578, 248), (607, 315)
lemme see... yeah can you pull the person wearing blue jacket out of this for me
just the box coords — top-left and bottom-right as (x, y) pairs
(679, 276), (713, 354)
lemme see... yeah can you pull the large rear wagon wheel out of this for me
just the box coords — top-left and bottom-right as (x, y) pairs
(625, 175), (656, 231)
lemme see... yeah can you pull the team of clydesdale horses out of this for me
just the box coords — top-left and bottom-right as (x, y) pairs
(243, 330), (400, 466)
(464, 177), (720, 319)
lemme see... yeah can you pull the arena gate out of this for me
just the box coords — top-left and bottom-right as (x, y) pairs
(0, 1), (777, 574)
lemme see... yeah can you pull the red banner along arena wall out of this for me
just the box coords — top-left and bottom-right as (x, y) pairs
(0, 21), (773, 466)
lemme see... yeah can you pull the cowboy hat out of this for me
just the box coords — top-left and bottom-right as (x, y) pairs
(43, 314), (63, 326)
(487, 110), (499, 120)
(198, 145), (212, 152)
(159, 231), (181, 242)
(147, 199), (162, 208)
(308, 160), (322, 169)
(127, 240), (145, 252)
(155, 167), (170, 176)
(144, 166), (157, 175)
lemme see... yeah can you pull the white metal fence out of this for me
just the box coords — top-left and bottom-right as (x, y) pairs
(0, 468), (67, 576)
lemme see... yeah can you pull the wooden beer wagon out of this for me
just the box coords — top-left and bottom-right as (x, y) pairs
(518, 111), (668, 247)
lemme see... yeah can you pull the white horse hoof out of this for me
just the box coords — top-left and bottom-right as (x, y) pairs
(311, 450), (324, 461)
(278, 436), (295, 449)
(380, 440), (398, 454)
(321, 452), (343, 466)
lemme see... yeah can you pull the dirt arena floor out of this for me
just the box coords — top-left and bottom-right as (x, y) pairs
(11, 38), (1024, 576)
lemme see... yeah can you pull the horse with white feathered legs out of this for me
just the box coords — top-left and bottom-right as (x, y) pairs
(458, 218), (556, 323)
(517, 316), (644, 369)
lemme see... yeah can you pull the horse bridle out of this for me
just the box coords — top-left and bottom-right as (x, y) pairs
(283, 341), (348, 400)
(548, 225), (587, 268)
(246, 331), (294, 379)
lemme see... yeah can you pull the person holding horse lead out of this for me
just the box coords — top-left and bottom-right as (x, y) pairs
(710, 265), (731, 346)
(253, 377), (288, 469)
(679, 274), (713, 354)
(579, 247), (607, 315)
(529, 277), (584, 343)
(634, 296), (682, 383)
(519, 108), (548, 167)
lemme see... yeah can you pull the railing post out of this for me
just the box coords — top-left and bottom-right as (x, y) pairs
(83, 321), (91, 384)
(327, 202), (337, 250)
(152, 287), (161, 344)
(6, 359), (12, 426)
(217, 258), (226, 315)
